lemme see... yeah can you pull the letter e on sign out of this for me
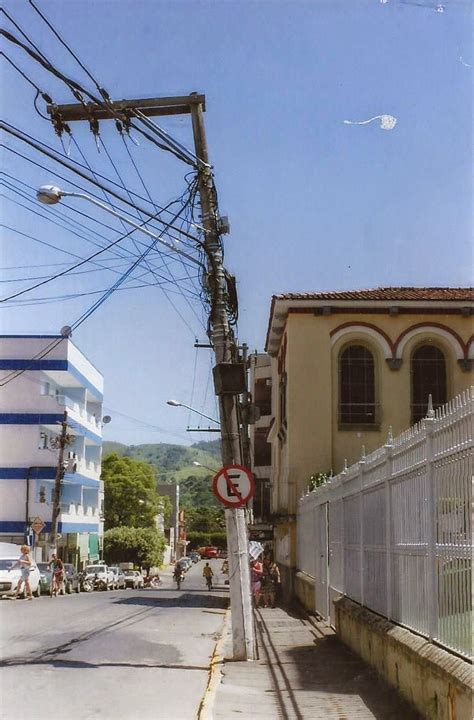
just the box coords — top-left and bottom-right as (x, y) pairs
(212, 465), (254, 508)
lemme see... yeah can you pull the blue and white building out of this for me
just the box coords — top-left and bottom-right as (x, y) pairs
(0, 335), (104, 565)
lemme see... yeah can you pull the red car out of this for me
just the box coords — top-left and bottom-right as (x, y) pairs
(201, 546), (218, 559)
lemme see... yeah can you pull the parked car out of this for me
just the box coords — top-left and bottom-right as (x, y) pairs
(63, 563), (81, 594)
(134, 571), (144, 588)
(0, 556), (41, 598)
(84, 564), (113, 590)
(109, 566), (126, 590)
(123, 570), (139, 589)
(177, 557), (193, 572)
(37, 562), (54, 595)
(201, 546), (219, 559)
(189, 552), (201, 563)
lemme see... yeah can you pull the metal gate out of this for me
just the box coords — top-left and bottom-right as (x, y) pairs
(314, 502), (329, 618)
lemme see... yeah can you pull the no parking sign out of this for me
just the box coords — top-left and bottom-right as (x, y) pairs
(212, 465), (254, 508)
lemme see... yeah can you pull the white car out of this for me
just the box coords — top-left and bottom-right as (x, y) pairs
(123, 570), (143, 589)
(109, 566), (126, 590)
(84, 564), (114, 590)
(0, 556), (41, 598)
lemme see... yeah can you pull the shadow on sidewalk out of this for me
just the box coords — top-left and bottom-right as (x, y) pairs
(256, 608), (422, 720)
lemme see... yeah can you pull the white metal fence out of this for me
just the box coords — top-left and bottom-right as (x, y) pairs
(297, 389), (473, 659)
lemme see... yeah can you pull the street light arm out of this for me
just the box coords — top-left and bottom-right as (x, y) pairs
(36, 186), (205, 269)
(166, 399), (220, 425)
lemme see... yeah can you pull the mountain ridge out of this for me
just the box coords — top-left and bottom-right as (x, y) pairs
(102, 439), (222, 508)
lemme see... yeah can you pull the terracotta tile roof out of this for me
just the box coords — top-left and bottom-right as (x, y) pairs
(265, 286), (474, 353)
(273, 287), (474, 302)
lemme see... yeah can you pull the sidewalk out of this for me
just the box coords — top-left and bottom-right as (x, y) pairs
(210, 605), (422, 720)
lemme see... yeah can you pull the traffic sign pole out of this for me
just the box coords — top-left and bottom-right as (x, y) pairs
(213, 464), (255, 660)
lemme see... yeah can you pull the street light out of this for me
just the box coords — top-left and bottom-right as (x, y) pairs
(166, 399), (220, 425)
(36, 185), (204, 268)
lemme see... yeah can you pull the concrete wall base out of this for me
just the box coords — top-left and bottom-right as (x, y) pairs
(277, 563), (295, 604)
(295, 570), (315, 612)
(334, 597), (473, 720)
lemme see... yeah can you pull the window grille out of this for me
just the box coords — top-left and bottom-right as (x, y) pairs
(411, 345), (447, 424)
(339, 345), (376, 425)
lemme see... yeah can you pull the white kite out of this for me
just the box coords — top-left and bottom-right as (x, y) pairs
(343, 114), (398, 130)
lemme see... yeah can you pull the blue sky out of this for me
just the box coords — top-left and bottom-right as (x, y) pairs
(1, 0), (472, 445)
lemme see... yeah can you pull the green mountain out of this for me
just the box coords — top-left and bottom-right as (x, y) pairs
(102, 439), (222, 508)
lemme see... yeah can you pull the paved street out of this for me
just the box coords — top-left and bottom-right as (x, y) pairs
(0, 559), (228, 720)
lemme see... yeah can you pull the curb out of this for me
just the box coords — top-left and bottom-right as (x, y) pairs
(197, 607), (231, 720)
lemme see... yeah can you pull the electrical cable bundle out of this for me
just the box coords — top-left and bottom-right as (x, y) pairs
(0, 0), (237, 388)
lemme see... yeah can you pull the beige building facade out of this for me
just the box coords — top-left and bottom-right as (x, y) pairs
(248, 353), (273, 543)
(265, 287), (473, 596)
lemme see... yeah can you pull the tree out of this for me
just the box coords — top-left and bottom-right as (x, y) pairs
(103, 526), (165, 569)
(308, 471), (332, 492)
(102, 453), (163, 530)
(184, 506), (225, 534)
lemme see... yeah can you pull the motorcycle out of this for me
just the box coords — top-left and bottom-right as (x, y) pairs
(143, 575), (161, 589)
(93, 573), (108, 592)
(78, 572), (93, 592)
(173, 571), (185, 590)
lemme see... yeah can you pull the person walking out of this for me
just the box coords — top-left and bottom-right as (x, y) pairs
(250, 558), (263, 608)
(202, 562), (214, 590)
(261, 556), (280, 608)
(48, 554), (64, 597)
(11, 545), (34, 600)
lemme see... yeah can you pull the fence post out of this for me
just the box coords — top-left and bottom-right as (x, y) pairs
(359, 446), (366, 607)
(425, 398), (438, 641)
(341, 459), (347, 596)
(384, 427), (394, 621)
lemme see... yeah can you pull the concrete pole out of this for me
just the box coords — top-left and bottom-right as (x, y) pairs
(190, 98), (256, 661)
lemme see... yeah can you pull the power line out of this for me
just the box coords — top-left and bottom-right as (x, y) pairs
(0, 218), (200, 317)
(0, 189), (197, 388)
(97, 137), (205, 328)
(0, 150), (198, 260)
(27, 0), (107, 96)
(0, 186), (191, 303)
(0, 23), (196, 165)
(1, 122), (202, 243)
(2, 278), (200, 307)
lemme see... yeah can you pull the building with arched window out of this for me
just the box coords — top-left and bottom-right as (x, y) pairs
(263, 287), (473, 597)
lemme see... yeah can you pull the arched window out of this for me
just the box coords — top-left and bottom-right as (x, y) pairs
(411, 345), (447, 423)
(339, 345), (376, 425)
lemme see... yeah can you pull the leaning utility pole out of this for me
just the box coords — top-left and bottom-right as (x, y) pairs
(48, 94), (256, 660)
(189, 98), (255, 661)
(49, 410), (69, 557)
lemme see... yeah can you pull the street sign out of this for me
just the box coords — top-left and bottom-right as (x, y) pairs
(31, 517), (45, 535)
(212, 465), (254, 508)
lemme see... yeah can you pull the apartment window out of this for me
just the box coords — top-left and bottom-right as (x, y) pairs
(254, 378), (272, 416)
(254, 428), (272, 466)
(411, 345), (447, 423)
(252, 477), (271, 522)
(339, 345), (376, 425)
